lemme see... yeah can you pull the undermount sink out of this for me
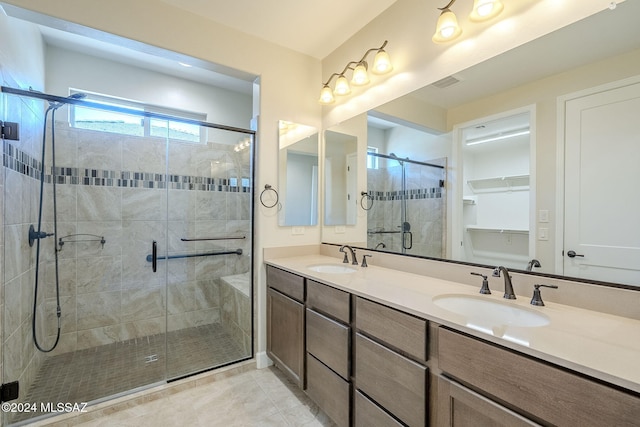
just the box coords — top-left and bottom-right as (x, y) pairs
(307, 264), (358, 274)
(433, 294), (550, 328)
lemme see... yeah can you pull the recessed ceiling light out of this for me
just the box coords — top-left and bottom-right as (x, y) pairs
(178, 62), (192, 68)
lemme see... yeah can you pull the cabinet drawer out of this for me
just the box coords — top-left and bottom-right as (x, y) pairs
(438, 327), (640, 427)
(355, 333), (427, 427)
(266, 265), (304, 302)
(307, 279), (350, 323)
(306, 308), (350, 380)
(306, 354), (350, 427)
(355, 391), (403, 427)
(355, 296), (427, 361)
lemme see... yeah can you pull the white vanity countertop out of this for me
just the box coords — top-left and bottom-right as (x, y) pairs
(265, 254), (640, 394)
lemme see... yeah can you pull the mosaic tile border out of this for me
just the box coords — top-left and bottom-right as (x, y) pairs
(3, 142), (251, 192)
(367, 187), (442, 201)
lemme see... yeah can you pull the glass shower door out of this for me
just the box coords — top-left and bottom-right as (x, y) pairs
(164, 123), (253, 379)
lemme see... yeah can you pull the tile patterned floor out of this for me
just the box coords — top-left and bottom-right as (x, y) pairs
(41, 367), (336, 427)
(13, 324), (248, 424)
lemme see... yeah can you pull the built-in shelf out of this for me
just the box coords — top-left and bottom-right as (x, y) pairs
(463, 197), (476, 205)
(466, 226), (529, 235)
(467, 175), (529, 193)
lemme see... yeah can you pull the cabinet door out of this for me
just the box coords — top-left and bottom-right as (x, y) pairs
(267, 288), (304, 388)
(436, 376), (540, 427)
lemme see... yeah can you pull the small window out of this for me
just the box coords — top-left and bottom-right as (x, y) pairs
(69, 90), (206, 143)
(367, 146), (379, 169)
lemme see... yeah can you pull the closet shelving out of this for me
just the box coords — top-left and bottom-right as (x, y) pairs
(467, 174), (529, 193)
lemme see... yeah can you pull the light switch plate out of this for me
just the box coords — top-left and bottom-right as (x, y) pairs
(539, 210), (549, 223)
(335, 226), (345, 234)
(291, 227), (304, 235)
(538, 227), (548, 240)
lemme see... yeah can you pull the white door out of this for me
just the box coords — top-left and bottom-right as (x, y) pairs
(564, 81), (640, 285)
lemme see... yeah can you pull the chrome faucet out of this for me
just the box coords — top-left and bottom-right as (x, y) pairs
(526, 258), (541, 271)
(374, 242), (386, 250)
(339, 245), (358, 265)
(493, 266), (516, 299)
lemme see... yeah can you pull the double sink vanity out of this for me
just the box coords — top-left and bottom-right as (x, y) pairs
(264, 246), (640, 427)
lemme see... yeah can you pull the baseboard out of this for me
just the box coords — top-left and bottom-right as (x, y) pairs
(256, 351), (273, 369)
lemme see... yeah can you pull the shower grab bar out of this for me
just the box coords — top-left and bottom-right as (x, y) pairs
(367, 230), (402, 234)
(146, 248), (242, 263)
(180, 236), (245, 241)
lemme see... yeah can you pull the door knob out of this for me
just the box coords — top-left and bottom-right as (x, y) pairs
(566, 250), (584, 258)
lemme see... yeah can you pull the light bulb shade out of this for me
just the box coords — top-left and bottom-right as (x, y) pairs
(334, 75), (351, 95)
(372, 50), (393, 74)
(351, 63), (370, 85)
(432, 9), (462, 43)
(318, 85), (335, 104)
(470, 0), (504, 21)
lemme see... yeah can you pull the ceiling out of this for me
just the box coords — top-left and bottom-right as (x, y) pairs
(7, 0), (639, 114)
(158, 0), (398, 59)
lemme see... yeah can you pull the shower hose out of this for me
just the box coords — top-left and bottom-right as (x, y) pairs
(32, 106), (62, 353)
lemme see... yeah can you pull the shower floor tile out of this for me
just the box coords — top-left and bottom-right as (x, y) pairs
(12, 323), (247, 424)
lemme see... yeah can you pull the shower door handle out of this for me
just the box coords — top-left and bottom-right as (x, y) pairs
(152, 240), (157, 272)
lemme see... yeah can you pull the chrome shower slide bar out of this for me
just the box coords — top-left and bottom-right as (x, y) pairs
(146, 248), (242, 263)
(180, 236), (245, 241)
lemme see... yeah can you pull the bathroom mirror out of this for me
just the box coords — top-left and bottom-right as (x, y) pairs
(323, 130), (357, 226)
(324, 2), (640, 287)
(278, 121), (319, 226)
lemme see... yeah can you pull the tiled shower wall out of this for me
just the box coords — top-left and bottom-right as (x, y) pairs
(2, 91), (48, 405)
(2, 100), (252, 390)
(367, 158), (446, 257)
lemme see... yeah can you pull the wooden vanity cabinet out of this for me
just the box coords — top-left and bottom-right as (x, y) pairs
(354, 296), (428, 427)
(437, 327), (640, 427)
(305, 280), (352, 427)
(266, 266), (305, 388)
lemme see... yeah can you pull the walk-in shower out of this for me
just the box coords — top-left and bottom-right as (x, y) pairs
(366, 151), (446, 257)
(1, 86), (255, 425)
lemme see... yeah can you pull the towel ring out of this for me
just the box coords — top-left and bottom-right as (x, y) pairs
(360, 191), (373, 210)
(260, 184), (279, 208)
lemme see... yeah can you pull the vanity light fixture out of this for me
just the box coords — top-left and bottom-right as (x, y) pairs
(470, 0), (504, 21)
(432, 0), (463, 43)
(432, 0), (504, 43)
(318, 40), (393, 104)
(466, 128), (530, 146)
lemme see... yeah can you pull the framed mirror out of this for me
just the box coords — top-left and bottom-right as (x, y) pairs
(323, 130), (357, 226)
(278, 121), (319, 226)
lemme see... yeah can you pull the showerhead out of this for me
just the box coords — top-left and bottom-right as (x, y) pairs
(48, 92), (87, 111)
(389, 152), (398, 158)
(68, 93), (87, 100)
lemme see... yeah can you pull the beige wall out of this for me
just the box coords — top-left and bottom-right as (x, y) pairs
(1, 0), (619, 365)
